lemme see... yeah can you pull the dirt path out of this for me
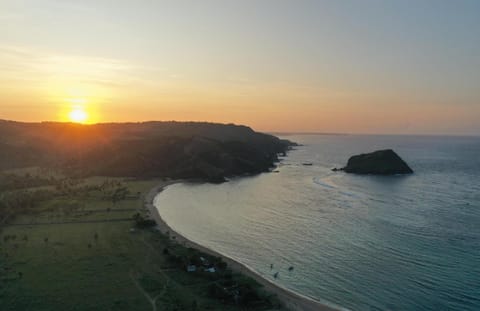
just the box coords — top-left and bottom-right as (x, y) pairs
(129, 236), (174, 311)
(129, 271), (166, 311)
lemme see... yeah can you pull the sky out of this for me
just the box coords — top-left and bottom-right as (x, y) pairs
(1, 0), (479, 135)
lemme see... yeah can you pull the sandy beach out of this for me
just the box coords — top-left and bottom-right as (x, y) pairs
(144, 180), (343, 311)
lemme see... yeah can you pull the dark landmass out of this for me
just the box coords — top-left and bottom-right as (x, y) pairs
(333, 149), (413, 175)
(0, 120), (298, 311)
(0, 120), (295, 182)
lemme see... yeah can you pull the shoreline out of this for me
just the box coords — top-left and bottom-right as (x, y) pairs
(144, 180), (344, 311)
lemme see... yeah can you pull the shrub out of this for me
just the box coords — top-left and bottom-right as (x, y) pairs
(132, 213), (156, 228)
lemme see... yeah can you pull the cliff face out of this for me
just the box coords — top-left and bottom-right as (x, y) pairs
(340, 149), (413, 175)
(0, 120), (294, 181)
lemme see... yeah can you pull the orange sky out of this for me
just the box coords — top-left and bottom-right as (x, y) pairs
(1, 1), (479, 135)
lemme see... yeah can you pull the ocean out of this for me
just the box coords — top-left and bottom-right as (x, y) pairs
(154, 134), (480, 311)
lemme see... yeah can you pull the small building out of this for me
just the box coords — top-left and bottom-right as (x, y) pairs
(205, 267), (216, 273)
(199, 256), (210, 266)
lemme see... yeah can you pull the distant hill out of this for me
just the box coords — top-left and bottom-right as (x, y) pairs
(0, 120), (294, 181)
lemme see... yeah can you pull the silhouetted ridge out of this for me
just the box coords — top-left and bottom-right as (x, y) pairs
(0, 120), (294, 181)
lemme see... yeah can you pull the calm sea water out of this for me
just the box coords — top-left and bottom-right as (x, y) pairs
(154, 135), (480, 311)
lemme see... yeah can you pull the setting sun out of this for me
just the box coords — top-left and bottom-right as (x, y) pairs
(69, 108), (88, 123)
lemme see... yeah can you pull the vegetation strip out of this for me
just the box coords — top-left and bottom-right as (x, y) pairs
(4, 218), (133, 226)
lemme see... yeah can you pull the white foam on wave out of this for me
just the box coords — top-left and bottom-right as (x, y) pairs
(312, 176), (337, 189)
(313, 175), (364, 200)
(338, 190), (362, 199)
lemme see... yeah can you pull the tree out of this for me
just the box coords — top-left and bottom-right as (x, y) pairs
(132, 213), (155, 228)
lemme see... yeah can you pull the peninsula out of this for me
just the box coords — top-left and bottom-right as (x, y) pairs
(0, 120), (294, 181)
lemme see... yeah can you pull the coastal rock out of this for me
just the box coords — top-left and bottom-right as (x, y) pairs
(336, 149), (413, 175)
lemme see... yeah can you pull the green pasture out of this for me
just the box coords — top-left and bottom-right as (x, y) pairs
(0, 178), (281, 311)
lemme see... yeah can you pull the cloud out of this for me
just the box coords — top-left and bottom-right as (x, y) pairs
(0, 45), (137, 87)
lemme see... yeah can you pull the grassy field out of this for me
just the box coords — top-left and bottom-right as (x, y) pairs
(0, 176), (282, 311)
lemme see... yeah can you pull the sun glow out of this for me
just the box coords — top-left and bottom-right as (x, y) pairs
(69, 107), (89, 123)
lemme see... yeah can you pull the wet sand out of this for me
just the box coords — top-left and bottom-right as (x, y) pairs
(144, 181), (343, 311)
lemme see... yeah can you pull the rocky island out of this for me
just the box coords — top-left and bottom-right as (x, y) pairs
(334, 149), (413, 175)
